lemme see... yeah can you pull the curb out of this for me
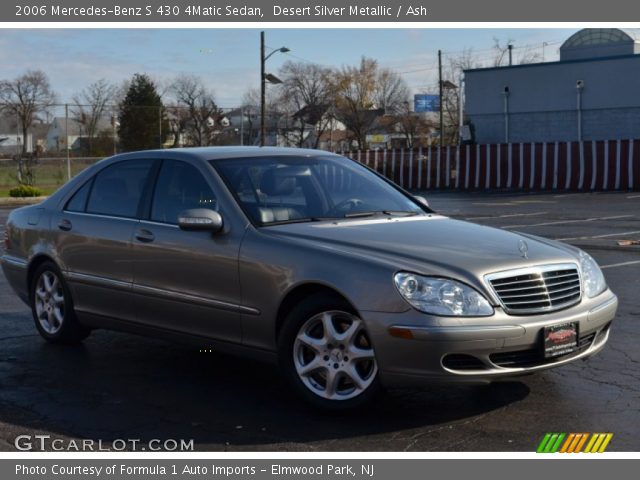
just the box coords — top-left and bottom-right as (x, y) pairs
(0, 196), (48, 208)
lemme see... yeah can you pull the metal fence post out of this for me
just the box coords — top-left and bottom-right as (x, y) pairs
(65, 103), (71, 181)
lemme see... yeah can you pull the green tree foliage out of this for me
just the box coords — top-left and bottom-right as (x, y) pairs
(118, 74), (168, 152)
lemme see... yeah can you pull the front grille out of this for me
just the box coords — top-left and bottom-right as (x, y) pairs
(487, 264), (581, 314)
(490, 332), (596, 368)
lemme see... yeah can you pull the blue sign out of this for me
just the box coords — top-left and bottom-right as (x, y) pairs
(414, 94), (439, 113)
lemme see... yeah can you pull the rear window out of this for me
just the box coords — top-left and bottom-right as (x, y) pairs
(86, 160), (153, 218)
(65, 179), (93, 212)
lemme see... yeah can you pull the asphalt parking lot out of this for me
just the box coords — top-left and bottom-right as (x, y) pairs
(0, 191), (639, 452)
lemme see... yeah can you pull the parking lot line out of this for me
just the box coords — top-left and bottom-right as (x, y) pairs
(466, 211), (548, 220)
(556, 230), (640, 241)
(553, 193), (585, 198)
(601, 260), (640, 269)
(503, 214), (634, 229)
(627, 195), (640, 199)
(471, 202), (516, 206)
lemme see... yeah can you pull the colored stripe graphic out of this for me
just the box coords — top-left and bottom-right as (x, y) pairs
(537, 433), (613, 453)
(537, 433), (565, 453)
(585, 433), (614, 453)
(536, 433), (552, 453)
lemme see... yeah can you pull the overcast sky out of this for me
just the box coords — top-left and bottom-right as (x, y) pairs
(0, 28), (578, 109)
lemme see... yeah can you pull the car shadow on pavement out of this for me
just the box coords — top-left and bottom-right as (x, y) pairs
(0, 328), (530, 451)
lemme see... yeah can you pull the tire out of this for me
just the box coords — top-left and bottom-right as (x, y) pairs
(30, 261), (90, 344)
(278, 293), (381, 410)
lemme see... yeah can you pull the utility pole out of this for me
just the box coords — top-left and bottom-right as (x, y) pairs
(508, 44), (513, 66)
(438, 49), (443, 148)
(260, 31), (266, 147)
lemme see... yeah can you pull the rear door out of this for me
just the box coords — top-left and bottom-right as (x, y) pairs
(53, 159), (155, 322)
(130, 159), (242, 343)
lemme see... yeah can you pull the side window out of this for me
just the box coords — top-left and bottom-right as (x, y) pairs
(65, 178), (93, 212)
(151, 160), (217, 224)
(86, 160), (153, 218)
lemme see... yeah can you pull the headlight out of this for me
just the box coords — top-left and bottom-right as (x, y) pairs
(579, 251), (607, 298)
(393, 272), (494, 316)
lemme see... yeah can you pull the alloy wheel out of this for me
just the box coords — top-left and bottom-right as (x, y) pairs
(293, 310), (377, 400)
(34, 271), (65, 335)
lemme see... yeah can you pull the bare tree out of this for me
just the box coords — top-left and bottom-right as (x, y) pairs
(71, 79), (115, 155)
(517, 46), (542, 65)
(170, 75), (223, 146)
(492, 37), (514, 67)
(374, 69), (410, 115)
(492, 38), (542, 67)
(277, 61), (335, 148)
(239, 88), (261, 146)
(429, 49), (482, 146)
(390, 109), (434, 148)
(0, 70), (55, 185)
(242, 86), (285, 146)
(333, 57), (410, 149)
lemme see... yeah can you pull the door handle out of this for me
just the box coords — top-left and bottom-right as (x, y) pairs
(135, 229), (155, 243)
(58, 219), (72, 231)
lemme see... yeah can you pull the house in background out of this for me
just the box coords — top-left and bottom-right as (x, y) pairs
(46, 116), (113, 152)
(0, 115), (49, 155)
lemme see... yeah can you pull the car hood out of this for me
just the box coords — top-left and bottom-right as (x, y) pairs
(261, 214), (578, 293)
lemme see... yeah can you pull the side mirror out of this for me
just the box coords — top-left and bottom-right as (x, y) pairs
(414, 195), (429, 208)
(178, 208), (223, 233)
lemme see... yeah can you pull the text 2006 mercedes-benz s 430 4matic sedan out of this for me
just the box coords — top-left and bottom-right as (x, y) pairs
(1, 147), (618, 408)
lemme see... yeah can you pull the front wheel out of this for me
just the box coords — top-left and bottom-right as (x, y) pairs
(278, 294), (381, 409)
(30, 261), (90, 344)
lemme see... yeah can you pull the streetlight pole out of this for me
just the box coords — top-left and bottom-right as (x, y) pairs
(260, 31), (289, 147)
(438, 49), (443, 148)
(260, 31), (266, 146)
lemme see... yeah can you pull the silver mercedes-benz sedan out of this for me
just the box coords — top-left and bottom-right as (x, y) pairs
(1, 147), (617, 408)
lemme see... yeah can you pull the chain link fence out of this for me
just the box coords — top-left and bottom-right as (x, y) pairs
(0, 101), (437, 195)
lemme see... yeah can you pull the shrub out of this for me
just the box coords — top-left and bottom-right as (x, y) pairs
(9, 185), (43, 198)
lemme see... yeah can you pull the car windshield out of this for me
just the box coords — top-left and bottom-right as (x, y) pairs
(212, 155), (425, 226)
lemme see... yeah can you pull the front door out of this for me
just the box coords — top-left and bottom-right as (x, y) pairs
(131, 159), (242, 343)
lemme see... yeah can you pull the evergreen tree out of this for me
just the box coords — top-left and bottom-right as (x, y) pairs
(118, 74), (169, 152)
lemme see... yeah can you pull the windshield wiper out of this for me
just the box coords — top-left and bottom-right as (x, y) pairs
(343, 210), (421, 218)
(382, 210), (421, 217)
(263, 216), (341, 226)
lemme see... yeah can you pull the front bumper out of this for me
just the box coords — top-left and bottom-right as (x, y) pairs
(363, 290), (618, 388)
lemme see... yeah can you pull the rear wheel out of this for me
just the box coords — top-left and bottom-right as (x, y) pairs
(278, 294), (380, 409)
(30, 261), (90, 344)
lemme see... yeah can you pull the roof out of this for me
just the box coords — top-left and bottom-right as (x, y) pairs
(50, 116), (112, 137)
(107, 146), (342, 163)
(559, 28), (640, 61)
(561, 28), (639, 49)
(0, 115), (50, 137)
(292, 104), (330, 125)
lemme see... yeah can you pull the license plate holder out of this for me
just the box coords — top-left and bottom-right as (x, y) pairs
(544, 322), (579, 358)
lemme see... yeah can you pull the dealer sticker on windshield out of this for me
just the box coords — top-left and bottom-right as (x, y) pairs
(544, 322), (578, 358)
